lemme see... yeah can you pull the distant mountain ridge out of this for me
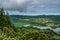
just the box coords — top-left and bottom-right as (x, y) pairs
(10, 15), (60, 18)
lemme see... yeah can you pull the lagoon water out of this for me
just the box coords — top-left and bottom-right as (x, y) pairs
(54, 28), (60, 32)
(33, 26), (60, 32)
(23, 24), (60, 32)
(12, 22), (60, 32)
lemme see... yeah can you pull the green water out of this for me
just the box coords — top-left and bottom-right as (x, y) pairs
(12, 22), (29, 27)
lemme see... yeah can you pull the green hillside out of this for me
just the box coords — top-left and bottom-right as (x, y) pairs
(0, 8), (60, 40)
(0, 8), (49, 40)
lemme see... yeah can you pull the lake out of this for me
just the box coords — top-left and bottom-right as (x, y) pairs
(33, 26), (60, 32)
(12, 22), (60, 32)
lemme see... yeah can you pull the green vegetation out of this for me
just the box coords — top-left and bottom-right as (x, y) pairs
(0, 8), (49, 40)
(0, 8), (60, 40)
(11, 17), (60, 28)
(10, 15), (60, 40)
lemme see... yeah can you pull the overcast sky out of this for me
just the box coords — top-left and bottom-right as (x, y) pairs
(0, 0), (60, 15)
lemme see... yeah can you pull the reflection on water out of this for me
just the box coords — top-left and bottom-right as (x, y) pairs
(24, 24), (60, 32)
(54, 28), (60, 32)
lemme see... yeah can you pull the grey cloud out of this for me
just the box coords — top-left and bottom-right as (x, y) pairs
(0, 0), (31, 12)
(0, 0), (60, 12)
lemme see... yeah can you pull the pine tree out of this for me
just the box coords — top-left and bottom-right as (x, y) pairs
(0, 8), (5, 27)
(0, 8), (12, 28)
(0, 8), (5, 15)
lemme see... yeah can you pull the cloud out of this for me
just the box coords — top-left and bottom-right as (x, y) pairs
(0, 0), (31, 12)
(0, 0), (60, 13)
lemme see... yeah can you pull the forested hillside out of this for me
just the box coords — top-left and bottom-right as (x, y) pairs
(0, 8), (49, 40)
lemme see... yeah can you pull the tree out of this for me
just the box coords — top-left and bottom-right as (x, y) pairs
(22, 30), (49, 40)
(0, 8), (13, 28)
(0, 8), (5, 15)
